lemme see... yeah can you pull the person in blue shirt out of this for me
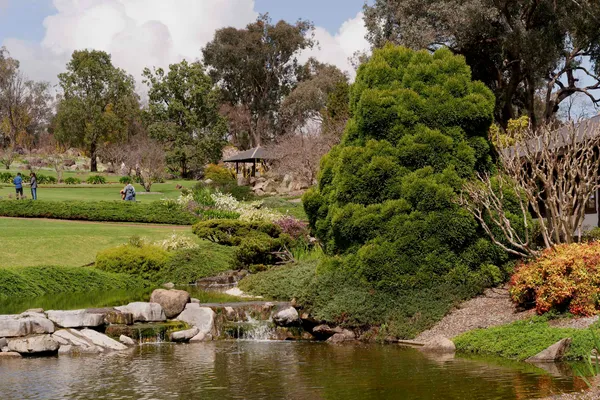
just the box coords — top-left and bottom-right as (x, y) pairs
(13, 173), (23, 200)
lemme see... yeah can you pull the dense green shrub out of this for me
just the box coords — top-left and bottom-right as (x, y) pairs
(36, 174), (57, 184)
(454, 317), (599, 361)
(119, 176), (133, 184)
(303, 45), (504, 295)
(86, 175), (107, 184)
(158, 244), (236, 284)
(64, 177), (82, 185)
(193, 219), (294, 268)
(204, 164), (235, 184)
(194, 181), (253, 202)
(0, 200), (199, 225)
(0, 172), (13, 183)
(96, 245), (172, 281)
(0, 265), (148, 299)
(193, 219), (282, 245)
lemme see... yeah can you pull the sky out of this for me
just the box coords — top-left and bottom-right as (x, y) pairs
(0, 0), (371, 91)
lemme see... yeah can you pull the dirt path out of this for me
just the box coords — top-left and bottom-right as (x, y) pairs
(415, 286), (534, 342)
(0, 216), (190, 230)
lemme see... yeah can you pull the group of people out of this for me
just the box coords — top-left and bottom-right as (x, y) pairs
(12, 172), (37, 200)
(12, 171), (135, 201)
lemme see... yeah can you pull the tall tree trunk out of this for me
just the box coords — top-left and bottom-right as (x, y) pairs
(90, 141), (98, 172)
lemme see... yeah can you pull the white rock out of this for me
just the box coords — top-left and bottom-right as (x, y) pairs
(0, 338), (7, 348)
(422, 336), (456, 353)
(527, 338), (572, 363)
(58, 345), (72, 355)
(170, 327), (200, 342)
(176, 304), (215, 337)
(191, 298), (200, 304)
(1, 346), (8, 352)
(0, 351), (21, 358)
(119, 335), (136, 346)
(273, 307), (300, 327)
(47, 310), (105, 328)
(52, 329), (99, 353)
(115, 303), (166, 322)
(78, 329), (128, 351)
(8, 335), (60, 354)
(0, 315), (54, 337)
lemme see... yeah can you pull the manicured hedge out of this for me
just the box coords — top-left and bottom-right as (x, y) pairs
(0, 265), (148, 299)
(96, 245), (172, 281)
(0, 200), (199, 225)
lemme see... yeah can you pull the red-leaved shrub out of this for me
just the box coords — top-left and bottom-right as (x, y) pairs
(274, 217), (309, 241)
(510, 242), (600, 316)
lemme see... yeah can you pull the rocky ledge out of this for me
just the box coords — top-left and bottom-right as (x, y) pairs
(0, 289), (362, 359)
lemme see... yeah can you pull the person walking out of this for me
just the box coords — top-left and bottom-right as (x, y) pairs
(30, 172), (38, 200)
(13, 173), (23, 200)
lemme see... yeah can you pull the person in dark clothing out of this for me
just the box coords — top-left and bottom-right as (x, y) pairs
(13, 173), (23, 199)
(30, 173), (38, 200)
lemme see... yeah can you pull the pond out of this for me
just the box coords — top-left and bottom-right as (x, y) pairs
(0, 342), (587, 399)
(0, 287), (248, 314)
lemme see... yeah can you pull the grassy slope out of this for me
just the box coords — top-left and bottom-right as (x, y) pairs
(454, 317), (599, 361)
(0, 218), (197, 267)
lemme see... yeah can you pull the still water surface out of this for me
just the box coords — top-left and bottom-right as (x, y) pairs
(0, 342), (586, 400)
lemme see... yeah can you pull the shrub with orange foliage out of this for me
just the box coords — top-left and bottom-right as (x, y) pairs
(509, 242), (600, 316)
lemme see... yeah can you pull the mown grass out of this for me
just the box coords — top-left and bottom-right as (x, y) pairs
(0, 218), (197, 267)
(454, 317), (600, 361)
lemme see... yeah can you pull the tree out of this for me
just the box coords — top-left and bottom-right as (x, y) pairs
(304, 45), (502, 293)
(279, 58), (348, 134)
(363, 0), (600, 129)
(143, 60), (226, 178)
(0, 47), (52, 161)
(460, 121), (600, 257)
(126, 133), (166, 192)
(54, 50), (139, 172)
(203, 14), (315, 147)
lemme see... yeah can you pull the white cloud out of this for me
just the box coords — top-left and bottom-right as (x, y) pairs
(2, 1), (370, 91)
(300, 12), (370, 80)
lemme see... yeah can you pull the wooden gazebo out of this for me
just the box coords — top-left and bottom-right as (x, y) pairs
(223, 146), (274, 177)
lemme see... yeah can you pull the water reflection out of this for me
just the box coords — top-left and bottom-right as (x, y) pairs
(0, 342), (587, 400)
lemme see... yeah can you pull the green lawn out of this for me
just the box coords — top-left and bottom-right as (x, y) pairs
(0, 218), (197, 267)
(0, 180), (194, 202)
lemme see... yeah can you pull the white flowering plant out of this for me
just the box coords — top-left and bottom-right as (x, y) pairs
(210, 192), (282, 222)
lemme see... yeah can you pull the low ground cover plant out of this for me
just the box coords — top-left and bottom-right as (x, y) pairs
(0, 200), (199, 225)
(64, 177), (82, 185)
(454, 317), (599, 361)
(0, 265), (147, 299)
(510, 242), (600, 316)
(86, 175), (107, 184)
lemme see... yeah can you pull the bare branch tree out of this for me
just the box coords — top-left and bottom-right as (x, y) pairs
(459, 121), (600, 256)
(126, 134), (166, 192)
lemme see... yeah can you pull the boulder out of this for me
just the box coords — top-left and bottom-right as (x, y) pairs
(25, 308), (44, 314)
(526, 338), (572, 363)
(262, 179), (278, 194)
(149, 289), (190, 319)
(191, 298), (200, 304)
(0, 315), (55, 337)
(422, 336), (456, 353)
(119, 335), (136, 346)
(312, 325), (342, 339)
(58, 345), (73, 355)
(0, 338), (7, 348)
(103, 311), (133, 325)
(176, 304), (215, 338)
(170, 327), (200, 342)
(273, 307), (300, 327)
(115, 302), (166, 322)
(1, 347), (8, 352)
(8, 335), (60, 354)
(327, 330), (356, 344)
(0, 351), (21, 358)
(20, 312), (46, 319)
(47, 310), (105, 328)
(78, 329), (128, 351)
(163, 282), (175, 289)
(52, 329), (101, 353)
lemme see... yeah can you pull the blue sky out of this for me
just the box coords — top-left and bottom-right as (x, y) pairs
(0, 0), (367, 43)
(0, 0), (371, 85)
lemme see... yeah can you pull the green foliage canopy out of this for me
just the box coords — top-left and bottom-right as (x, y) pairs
(304, 45), (504, 292)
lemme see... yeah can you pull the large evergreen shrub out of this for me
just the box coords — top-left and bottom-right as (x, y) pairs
(303, 45), (504, 293)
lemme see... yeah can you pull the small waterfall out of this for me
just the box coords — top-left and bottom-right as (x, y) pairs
(242, 316), (274, 341)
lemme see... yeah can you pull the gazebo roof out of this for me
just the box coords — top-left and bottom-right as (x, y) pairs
(222, 147), (274, 163)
